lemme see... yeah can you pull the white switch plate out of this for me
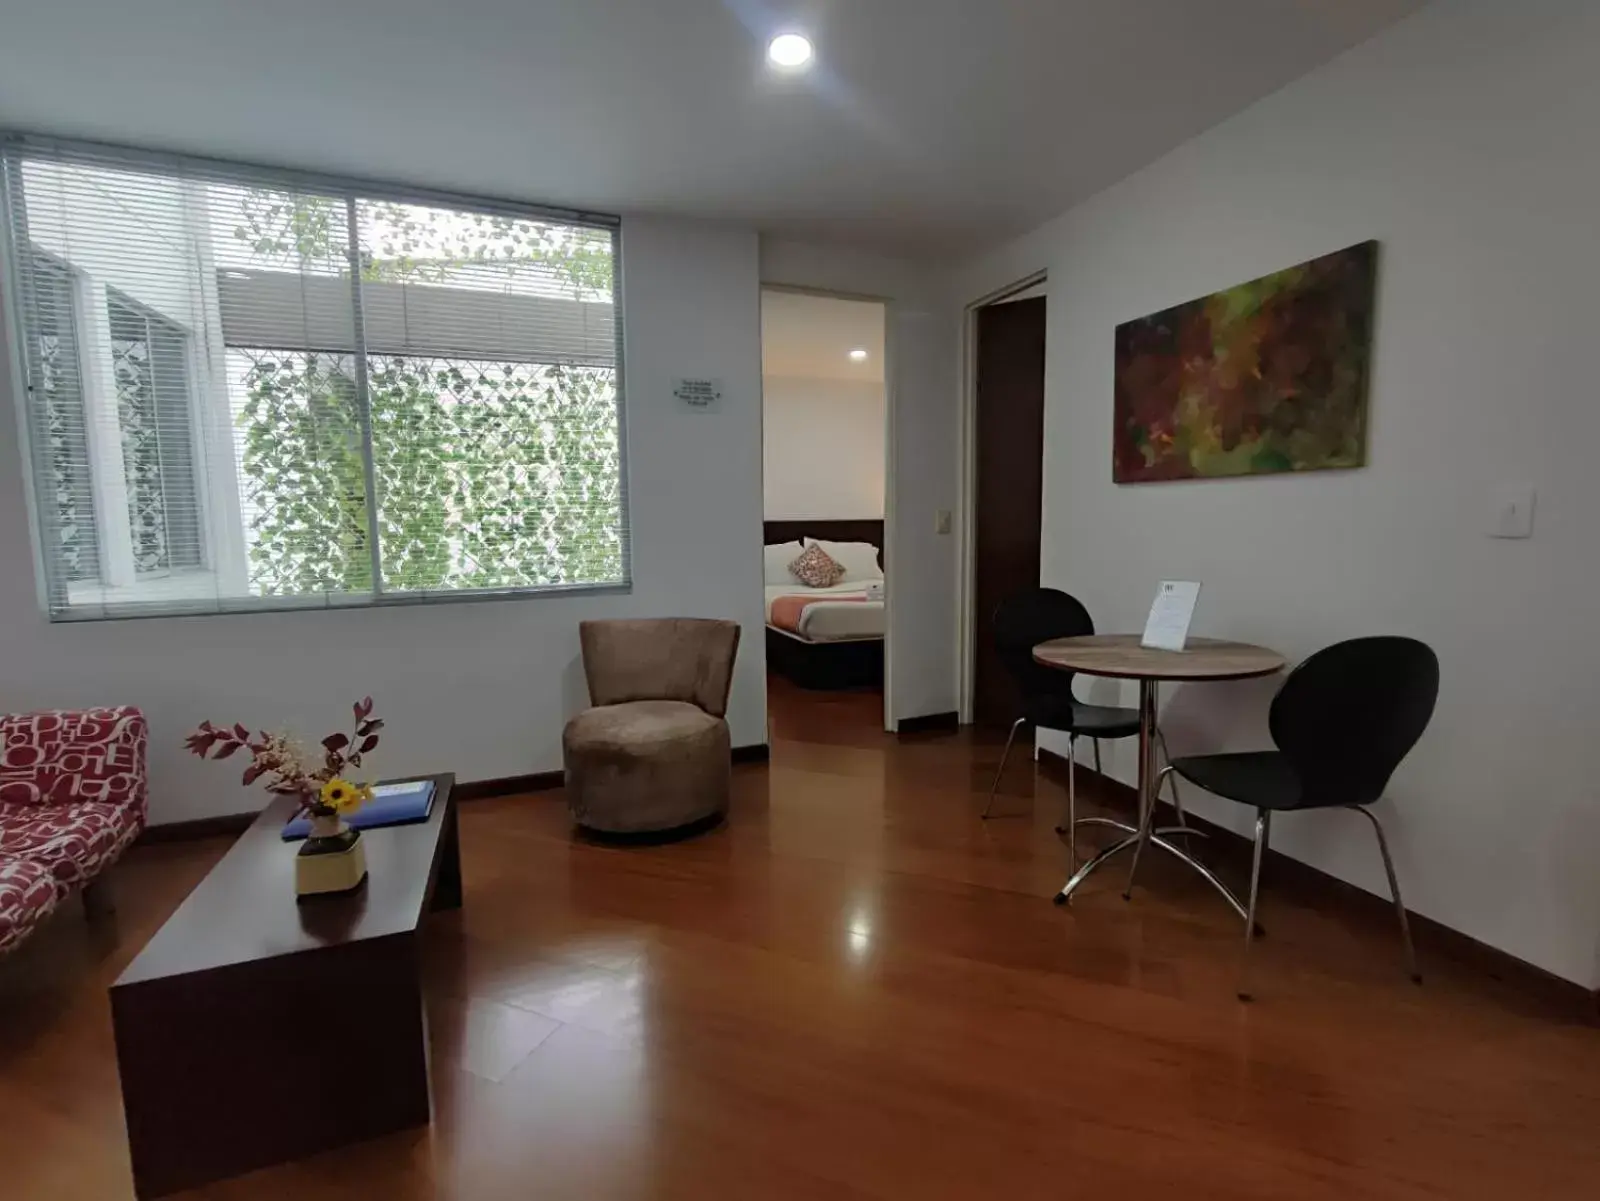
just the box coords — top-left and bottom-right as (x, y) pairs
(1488, 485), (1536, 539)
(934, 510), (953, 535)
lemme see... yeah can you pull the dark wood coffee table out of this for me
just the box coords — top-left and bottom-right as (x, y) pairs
(110, 773), (460, 1198)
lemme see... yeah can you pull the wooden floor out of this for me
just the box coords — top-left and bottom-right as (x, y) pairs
(3, 678), (1598, 1200)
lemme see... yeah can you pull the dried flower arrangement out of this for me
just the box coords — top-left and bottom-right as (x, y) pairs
(185, 697), (384, 820)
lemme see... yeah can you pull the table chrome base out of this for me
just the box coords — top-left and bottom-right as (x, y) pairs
(1052, 826), (1246, 922)
(1058, 815), (1140, 837)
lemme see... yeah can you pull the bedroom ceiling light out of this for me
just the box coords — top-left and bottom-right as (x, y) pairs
(767, 33), (814, 71)
(849, 348), (869, 361)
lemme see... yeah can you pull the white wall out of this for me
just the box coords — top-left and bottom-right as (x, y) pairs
(759, 239), (960, 726)
(0, 215), (767, 824)
(952, 0), (1600, 986)
(762, 376), (885, 520)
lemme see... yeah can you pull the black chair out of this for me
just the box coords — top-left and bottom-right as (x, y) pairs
(981, 588), (1184, 871)
(1125, 635), (1439, 1001)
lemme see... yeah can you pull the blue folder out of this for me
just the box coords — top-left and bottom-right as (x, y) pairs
(281, 779), (436, 840)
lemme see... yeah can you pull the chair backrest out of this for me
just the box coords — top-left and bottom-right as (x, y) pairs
(1269, 636), (1439, 807)
(992, 588), (1094, 706)
(579, 618), (742, 717)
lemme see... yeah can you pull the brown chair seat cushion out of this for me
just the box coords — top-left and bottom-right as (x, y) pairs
(562, 700), (732, 835)
(564, 700), (722, 759)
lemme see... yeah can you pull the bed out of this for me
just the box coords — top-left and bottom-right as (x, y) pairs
(764, 519), (885, 691)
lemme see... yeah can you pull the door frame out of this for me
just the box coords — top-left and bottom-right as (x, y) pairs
(757, 283), (897, 733)
(957, 270), (1048, 725)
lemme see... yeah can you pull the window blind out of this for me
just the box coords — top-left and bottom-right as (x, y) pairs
(1, 136), (627, 620)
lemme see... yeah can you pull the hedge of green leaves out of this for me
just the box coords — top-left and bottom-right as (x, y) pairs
(234, 350), (622, 596)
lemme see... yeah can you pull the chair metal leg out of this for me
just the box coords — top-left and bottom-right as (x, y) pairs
(1122, 764), (1172, 900)
(1238, 809), (1271, 1001)
(1092, 738), (1103, 775)
(980, 718), (1027, 819)
(1350, 805), (1422, 984)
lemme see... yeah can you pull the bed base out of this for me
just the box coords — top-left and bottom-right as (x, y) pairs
(766, 627), (884, 691)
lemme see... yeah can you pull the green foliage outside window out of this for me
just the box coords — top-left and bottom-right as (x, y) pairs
(229, 193), (622, 597)
(231, 191), (613, 295)
(234, 351), (621, 595)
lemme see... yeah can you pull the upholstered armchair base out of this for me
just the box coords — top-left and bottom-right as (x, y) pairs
(564, 701), (731, 835)
(563, 619), (741, 839)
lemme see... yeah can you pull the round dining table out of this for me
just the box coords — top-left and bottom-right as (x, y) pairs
(1031, 634), (1286, 910)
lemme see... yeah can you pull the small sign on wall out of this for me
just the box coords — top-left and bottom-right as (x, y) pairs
(673, 378), (723, 411)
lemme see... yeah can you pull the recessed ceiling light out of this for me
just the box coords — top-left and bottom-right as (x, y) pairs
(767, 33), (814, 70)
(849, 348), (869, 362)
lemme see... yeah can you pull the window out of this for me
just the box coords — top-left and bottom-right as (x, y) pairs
(107, 289), (204, 574)
(29, 252), (99, 582)
(1, 138), (626, 620)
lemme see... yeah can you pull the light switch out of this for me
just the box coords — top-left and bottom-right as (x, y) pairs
(1488, 485), (1536, 539)
(934, 510), (953, 535)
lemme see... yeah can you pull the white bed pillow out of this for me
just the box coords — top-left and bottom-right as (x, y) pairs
(804, 538), (883, 582)
(764, 541), (805, 584)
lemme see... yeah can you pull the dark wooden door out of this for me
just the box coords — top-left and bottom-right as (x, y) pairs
(972, 296), (1046, 727)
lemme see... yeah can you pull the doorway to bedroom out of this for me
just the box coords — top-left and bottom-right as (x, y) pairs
(760, 288), (889, 743)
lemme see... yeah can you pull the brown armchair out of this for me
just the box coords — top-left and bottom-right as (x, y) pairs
(562, 618), (742, 836)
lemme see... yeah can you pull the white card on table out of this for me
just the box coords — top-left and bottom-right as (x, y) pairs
(1142, 580), (1201, 651)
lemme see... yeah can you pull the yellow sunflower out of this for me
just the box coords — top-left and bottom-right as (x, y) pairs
(320, 777), (370, 814)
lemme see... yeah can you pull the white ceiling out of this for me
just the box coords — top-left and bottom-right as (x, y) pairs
(762, 290), (885, 382)
(0, 0), (1425, 254)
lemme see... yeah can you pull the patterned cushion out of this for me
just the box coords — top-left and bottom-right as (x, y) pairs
(0, 707), (147, 957)
(0, 857), (64, 957)
(788, 543), (846, 588)
(0, 708), (148, 812)
(0, 800), (138, 892)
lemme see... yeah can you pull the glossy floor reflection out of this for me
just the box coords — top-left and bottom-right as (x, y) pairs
(2, 679), (1597, 1200)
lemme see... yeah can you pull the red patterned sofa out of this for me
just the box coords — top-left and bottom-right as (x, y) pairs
(0, 708), (148, 956)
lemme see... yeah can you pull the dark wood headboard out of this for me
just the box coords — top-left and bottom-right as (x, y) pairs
(764, 519), (884, 565)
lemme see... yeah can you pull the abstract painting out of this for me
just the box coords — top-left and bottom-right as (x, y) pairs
(1113, 240), (1378, 483)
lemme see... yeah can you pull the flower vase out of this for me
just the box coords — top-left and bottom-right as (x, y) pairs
(295, 809), (368, 900)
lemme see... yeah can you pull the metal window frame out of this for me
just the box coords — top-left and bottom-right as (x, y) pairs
(0, 131), (632, 622)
